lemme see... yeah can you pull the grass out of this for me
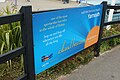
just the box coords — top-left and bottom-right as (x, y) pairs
(0, 4), (120, 80)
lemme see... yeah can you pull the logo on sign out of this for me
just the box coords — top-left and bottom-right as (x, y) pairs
(41, 53), (53, 62)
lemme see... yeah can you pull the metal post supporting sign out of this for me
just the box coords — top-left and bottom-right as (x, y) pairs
(94, 1), (107, 57)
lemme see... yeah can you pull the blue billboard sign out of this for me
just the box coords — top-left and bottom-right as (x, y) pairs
(32, 5), (103, 74)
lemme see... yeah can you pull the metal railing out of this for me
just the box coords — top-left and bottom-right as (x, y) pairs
(0, 2), (120, 80)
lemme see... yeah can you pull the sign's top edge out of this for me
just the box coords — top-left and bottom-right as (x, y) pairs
(33, 4), (103, 14)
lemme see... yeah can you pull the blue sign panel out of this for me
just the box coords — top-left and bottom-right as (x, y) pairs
(32, 5), (103, 74)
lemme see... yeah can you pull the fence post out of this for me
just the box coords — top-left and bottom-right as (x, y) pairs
(94, 1), (107, 57)
(63, 0), (69, 4)
(20, 6), (35, 80)
(66, 0), (69, 3)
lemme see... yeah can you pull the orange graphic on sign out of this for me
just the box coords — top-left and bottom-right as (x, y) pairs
(84, 26), (100, 48)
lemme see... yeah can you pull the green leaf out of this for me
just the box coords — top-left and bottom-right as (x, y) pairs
(1, 42), (5, 54)
(5, 32), (10, 51)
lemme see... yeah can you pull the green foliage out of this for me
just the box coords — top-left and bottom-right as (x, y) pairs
(0, 23), (21, 54)
(0, 3), (20, 54)
(1, 3), (17, 15)
(100, 24), (120, 52)
(0, 4), (23, 79)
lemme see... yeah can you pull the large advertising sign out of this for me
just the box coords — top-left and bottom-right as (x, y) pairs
(32, 5), (103, 74)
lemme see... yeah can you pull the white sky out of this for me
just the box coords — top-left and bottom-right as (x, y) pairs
(87, 0), (120, 5)
(0, 0), (5, 2)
